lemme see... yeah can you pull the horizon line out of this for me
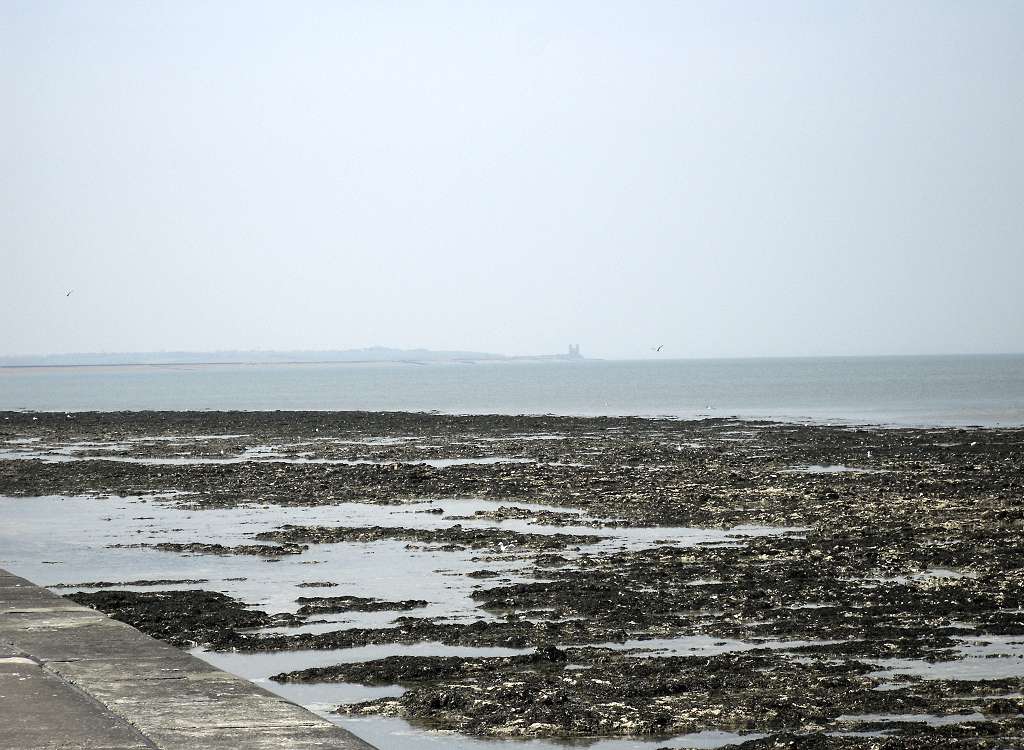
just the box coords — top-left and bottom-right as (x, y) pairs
(2, 349), (1022, 370)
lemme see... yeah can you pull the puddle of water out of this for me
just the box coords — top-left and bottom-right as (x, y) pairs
(0, 492), (811, 750)
(0, 447), (535, 468)
(324, 717), (765, 750)
(948, 692), (1024, 700)
(0, 494), (798, 622)
(408, 457), (533, 468)
(316, 437), (418, 446)
(789, 603), (838, 609)
(0, 495), (535, 616)
(250, 612), (402, 635)
(861, 568), (979, 585)
(474, 434), (575, 443)
(190, 631), (851, 750)
(588, 635), (848, 657)
(956, 634), (1024, 657)
(126, 434), (251, 441)
(869, 635), (1024, 681)
(194, 642), (537, 728)
(274, 680), (406, 707)
(915, 568), (977, 580)
(781, 465), (882, 474)
(836, 712), (988, 727)
(194, 641), (535, 677)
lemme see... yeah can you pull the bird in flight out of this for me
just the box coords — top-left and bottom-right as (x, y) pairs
(652, 344), (663, 352)
(65, 289), (73, 297)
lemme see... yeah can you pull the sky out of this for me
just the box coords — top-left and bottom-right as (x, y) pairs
(2, 1), (1022, 360)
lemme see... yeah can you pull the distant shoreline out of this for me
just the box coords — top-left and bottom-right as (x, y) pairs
(2, 351), (1020, 370)
(0, 347), (586, 369)
(0, 357), (590, 371)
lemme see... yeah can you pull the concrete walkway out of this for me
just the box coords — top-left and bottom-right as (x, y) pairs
(0, 568), (376, 749)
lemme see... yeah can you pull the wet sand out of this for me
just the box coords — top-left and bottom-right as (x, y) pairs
(0, 411), (1022, 748)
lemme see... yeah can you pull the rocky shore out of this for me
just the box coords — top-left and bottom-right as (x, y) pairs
(1, 410), (1022, 748)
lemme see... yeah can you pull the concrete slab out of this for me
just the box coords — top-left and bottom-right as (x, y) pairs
(147, 724), (367, 750)
(1, 620), (188, 661)
(49, 653), (215, 682)
(0, 572), (68, 590)
(0, 607), (110, 628)
(76, 670), (328, 731)
(0, 572), (32, 586)
(101, 694), (327, 732)
(0, 657), (152, 750)
(0, 587), (87, 611)
(0, 567), (377, 749)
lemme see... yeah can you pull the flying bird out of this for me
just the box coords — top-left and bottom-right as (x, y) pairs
(652, 344), (663, 352)
(65, 289), (73, 297)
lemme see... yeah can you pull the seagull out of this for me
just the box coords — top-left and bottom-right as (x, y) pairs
(652, 344), (663, 352)
(65, 289), (73, 297)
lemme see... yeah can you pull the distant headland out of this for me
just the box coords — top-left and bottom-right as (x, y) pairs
(0, 345), (586, 368)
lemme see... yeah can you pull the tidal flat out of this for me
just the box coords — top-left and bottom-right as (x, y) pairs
(0, 411), (1022, 749)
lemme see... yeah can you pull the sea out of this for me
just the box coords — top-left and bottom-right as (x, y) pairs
(1, 354), (1023, 426)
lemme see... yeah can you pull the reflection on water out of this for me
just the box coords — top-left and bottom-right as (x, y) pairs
(595, 635), (849, 657)
(869, 634), (1024, 681)
(1, 492), (1015, 749)
(835, 712), (987, 727)
(196, 642), (535, 677)
(0, 495), (798, 615)
(780, 465), (883, 474)
(0, 445), (535, 467)
(327, 717), (767, 750)
(0, 493), (798, 749)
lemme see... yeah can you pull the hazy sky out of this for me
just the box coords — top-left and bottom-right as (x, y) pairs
(3, 1), (1022, 359)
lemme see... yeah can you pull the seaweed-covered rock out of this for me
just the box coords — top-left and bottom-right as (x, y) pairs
(67, 589), (293, 648)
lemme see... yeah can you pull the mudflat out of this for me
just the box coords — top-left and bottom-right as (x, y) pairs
(1, 410), (1022, 748)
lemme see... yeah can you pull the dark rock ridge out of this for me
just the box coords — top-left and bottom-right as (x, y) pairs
(254, 524), (603, 551)
(49, 578), (209, 588)
(110, 541), (307, 557)
(295, 595), (428, 615)
(66, 589), (298, 648)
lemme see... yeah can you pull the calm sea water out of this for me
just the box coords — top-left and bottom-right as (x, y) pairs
(1, 355), (1022, 426)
